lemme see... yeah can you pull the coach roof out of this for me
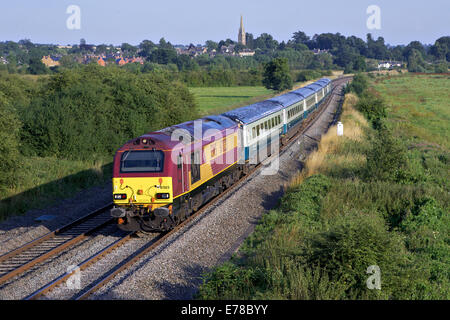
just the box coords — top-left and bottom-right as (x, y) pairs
(268, 92), (304, 108)
(222, 100), (284, 125)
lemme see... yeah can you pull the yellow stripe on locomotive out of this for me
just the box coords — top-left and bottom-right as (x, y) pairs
(113, 177), (173, 210)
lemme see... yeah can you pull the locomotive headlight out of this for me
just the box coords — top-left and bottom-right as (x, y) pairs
(114, 193), (127, 200)
(156, 193), (170, 200)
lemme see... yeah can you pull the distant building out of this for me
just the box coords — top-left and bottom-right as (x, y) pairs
(377, 61), (403, 70)
(126, 57), (145, 64)
(97, 56), (106, 67)
(116, 57), (127, 66)
(176, 44), (207, 57)
(238, 15), (246, 46)
(312, 48), (330, 55)
(0, 56), (8, 64)
(221, 44), (236, 55)
(41, 55), (60, 67)
(238, 49), (255, 57)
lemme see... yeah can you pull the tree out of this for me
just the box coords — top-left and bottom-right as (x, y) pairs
(430, 36), (450, 61)
(149, 47), (177, 64)
(254, 33), (278, 51)
(121, 43), (137, 55)
(27, 57), (47, 74)
(262, 57), (292, 92)
(403, 41), (426, 60)
(0, 92), (21, 191)
(205, 40), (218, 52)
(139, 40), (156, 58)
(59, 55), (78, 69)
(245, 33), (254, 49)
(292, 31), (310, 44)
(407, 49), (426, 72)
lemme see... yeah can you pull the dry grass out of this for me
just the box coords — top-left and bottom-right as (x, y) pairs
(288, 93), (369, 187)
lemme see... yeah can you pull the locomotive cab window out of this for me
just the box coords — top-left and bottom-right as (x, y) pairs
(120, 150), (164, 173)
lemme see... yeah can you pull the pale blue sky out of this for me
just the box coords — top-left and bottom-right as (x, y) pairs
(1, 0), (448, 46)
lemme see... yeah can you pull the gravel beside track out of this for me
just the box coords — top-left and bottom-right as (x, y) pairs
(0, 224), (127, 299)
(85, 81), (347, 300)
(0, 185), (112, 257)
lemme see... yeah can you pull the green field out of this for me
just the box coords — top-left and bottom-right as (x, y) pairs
(372, 74), (450, 149)
(189, 86), (274, 116)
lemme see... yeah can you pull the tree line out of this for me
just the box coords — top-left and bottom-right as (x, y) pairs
(1, 33), (448, 79)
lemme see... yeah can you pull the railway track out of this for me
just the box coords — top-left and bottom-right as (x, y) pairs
(0, 203), (114, 286)
(22, 76), (350, 300)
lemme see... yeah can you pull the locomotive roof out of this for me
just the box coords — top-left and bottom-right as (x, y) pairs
(221, 100), (284, 125)
(118, 115), (237, 151)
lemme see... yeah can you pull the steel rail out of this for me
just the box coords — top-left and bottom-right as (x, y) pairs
(0, 203), (114, 285)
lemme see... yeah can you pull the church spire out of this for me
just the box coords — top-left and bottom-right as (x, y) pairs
(238, 15), (246, 46)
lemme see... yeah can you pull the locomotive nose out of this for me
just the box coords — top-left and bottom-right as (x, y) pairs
(112, 177), (173, 205)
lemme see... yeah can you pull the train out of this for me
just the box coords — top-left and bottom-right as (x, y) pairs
(110, 78), (333, 232)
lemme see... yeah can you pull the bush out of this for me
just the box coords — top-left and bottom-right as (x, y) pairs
(20, 65), (199, 160)
(355, 91), (387, 124)
(0, 92), (22, 192)
(365, 125), (407, 181)
(346, 73), (368, 96)
(304, 211), (410, 299)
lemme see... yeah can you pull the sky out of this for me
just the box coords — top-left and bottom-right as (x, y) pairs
(0, 0), (449, 46)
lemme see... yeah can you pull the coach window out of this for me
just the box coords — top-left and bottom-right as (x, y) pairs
(252, 127), (256, 139)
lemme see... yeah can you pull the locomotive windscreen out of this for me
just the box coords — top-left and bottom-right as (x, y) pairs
(120, 150), (164, 173)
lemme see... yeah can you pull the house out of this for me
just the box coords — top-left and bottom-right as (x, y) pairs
(312, 48), (330, 55)
(220, 44), (236, 56)
(97, 56), (106, 66)
(41, 55), (61, 67)
(238, 49), (255, 57)
(126, 57), (145, 64)
(116, 57), (127, 66)
(0, 56), (8, 64)
(377, 61), (403, 70)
